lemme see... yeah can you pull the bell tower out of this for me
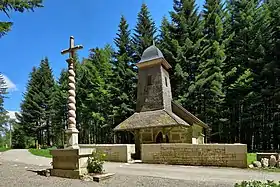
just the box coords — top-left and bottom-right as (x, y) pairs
(136, 44), (172, 112)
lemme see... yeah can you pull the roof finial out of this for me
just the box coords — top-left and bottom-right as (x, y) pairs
(152, 40), (155, 46)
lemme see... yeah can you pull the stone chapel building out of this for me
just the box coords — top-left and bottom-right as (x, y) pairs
(114, 44), (208, 158)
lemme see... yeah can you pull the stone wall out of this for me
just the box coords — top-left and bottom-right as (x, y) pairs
(79, 144), (135, 162)
(168, 126), (191, 143)
(161, 66), (172, 111)
(141, 143), (247, 168)
(136, 64), (164, 112)
(139, 125), (204, 144)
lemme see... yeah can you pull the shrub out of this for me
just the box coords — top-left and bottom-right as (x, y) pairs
(87, 150), (106, 174)
(235, 180), (280, 187)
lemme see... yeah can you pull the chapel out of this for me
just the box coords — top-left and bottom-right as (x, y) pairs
(114, 43), (209, 158)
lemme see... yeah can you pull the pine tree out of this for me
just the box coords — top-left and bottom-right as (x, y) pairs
(132, 3), (157, 62)
(112, 16), (136, 127)
(77, 46), (114, 144)
(222, 0), (258, 145)
(17, 67), (42, 143)
(17, 58), (55, 146)
(191, 0), (225, 142)
(38, 58), (55, 145)
(160, 0), (203, 115)
(262, 0), (280, 150)
(51, 70), (68, 147)
(0, 0), (43, 37)
(0, 74), (8, 127)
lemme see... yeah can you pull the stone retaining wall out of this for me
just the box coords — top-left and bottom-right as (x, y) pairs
(79, 144), (135, 162)
(141, 143), (247, 168)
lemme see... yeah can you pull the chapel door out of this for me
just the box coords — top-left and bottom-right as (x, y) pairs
(156, 132), (164, 143)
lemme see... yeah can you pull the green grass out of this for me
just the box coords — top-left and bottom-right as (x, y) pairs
(247, 153), (257, 165)
(0, 147), (10, 152)
(28, 148), (53, 158)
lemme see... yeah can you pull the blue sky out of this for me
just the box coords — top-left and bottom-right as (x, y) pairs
(1, 0), (204, 112)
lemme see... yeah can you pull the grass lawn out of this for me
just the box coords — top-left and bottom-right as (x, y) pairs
(0, 147), (10, 152)
(28, 148), (53, 158)
(247, 153), (257, 165)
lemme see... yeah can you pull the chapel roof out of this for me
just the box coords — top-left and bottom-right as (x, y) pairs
(137, 43), (172, 69)
(113, 109), (190, 131)
(139, 44), (164, 64)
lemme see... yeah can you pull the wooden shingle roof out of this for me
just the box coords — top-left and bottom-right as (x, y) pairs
(113, 109), (189, 131)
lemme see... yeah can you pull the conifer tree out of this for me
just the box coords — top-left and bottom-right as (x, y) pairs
(132, 3), (157, 62)
(160, 0), (203, 115)
(112, 16), (136, 127)
(38, 58), (55, 145)
(50, 70), (68, 147)
(0, 0), (43, 37)
(191, 0), (225, 142)
(77, 46), (114, 144)
(0, 74), (8, 128)
(222, 0), (258, 144)
(18, 58), (55, 146)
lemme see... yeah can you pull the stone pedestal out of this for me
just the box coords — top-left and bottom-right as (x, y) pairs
(50, 148), (94, 179)
(65, 128), (79, 149)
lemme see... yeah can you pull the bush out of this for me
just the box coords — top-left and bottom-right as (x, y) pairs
(235, 180), (280, 187)
(87, 150), (106, 174)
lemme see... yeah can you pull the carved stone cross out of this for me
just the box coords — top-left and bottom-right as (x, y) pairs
(61, 36), (83, 149)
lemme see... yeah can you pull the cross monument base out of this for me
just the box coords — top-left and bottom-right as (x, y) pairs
(50, 148), (94, 179)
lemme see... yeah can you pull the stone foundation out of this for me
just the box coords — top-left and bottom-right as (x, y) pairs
(79, 144), (135, 162)
(141, 143), (247, 168)
(50, 148), (93, 179)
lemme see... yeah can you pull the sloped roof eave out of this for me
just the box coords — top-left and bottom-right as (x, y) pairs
(171, 101), (209, 129)
(113, 109), (189, 131)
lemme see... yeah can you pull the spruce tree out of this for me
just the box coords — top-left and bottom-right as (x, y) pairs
(0, 74), (8, 128)
(51, 70), (68, 147)
(160, 0), (203, 115)
(112, 16), (136, 127)
(191, 0), (225, 142)
(132, 3), (157, 62)
(17, 58), (55, 146)
(17, 67), (42, 142)
(38, 58), (55, 145)
(222, 0), (258, 145)
(0, 0), (43, 37)
(77, 46), (114, 144)
(262, 0), (280, 150)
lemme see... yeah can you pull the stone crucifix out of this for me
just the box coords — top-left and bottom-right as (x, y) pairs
(61, 36), (83, 149)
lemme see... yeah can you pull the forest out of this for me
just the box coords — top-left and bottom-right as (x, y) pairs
(1, 0), (280, 152)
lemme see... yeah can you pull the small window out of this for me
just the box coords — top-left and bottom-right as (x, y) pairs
(165, 77), (168, 87)
(147, 75), (152, 86)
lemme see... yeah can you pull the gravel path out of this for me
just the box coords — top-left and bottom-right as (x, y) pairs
(0, 149), (51, 166)
(0, 161), (226, 187)
(1, 149), (280, 187)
